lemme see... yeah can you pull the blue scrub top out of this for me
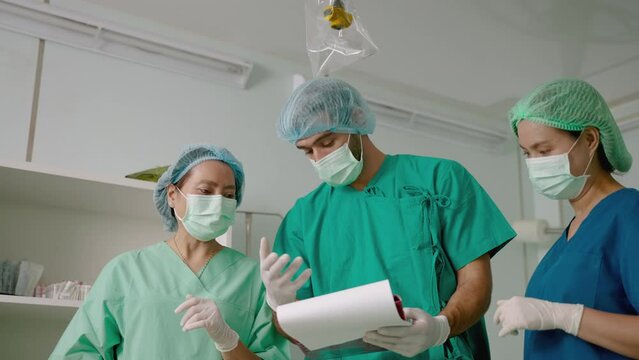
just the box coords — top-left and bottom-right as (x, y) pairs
(525, 188), (639, 360)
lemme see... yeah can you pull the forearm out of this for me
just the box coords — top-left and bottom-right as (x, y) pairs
(439, 254), (492, 336)
(440, 283), (491, 336)
(271, 311), (298, 343)
(219, 341), (261, 360)
(271, 312), (291, 340)
(271, 310), (311, 353)
(577, 308), (639, 359)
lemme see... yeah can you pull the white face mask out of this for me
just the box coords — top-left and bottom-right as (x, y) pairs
(525, 133), (595, 200)
(310, 134), (364, 187)
(174, 187), (236, 241)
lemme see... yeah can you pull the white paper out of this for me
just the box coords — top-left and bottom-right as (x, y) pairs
(277, 280), (410, 351)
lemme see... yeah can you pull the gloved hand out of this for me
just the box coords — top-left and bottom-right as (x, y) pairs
(175, 295), (240, 352)
(363, 308), (450, 358)
(259, 237), (312, 310)
(494, 296), (584, 337)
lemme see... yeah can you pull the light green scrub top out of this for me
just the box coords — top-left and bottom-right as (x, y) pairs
(50, 243), (290, 360)
(274, 155), (515, 360)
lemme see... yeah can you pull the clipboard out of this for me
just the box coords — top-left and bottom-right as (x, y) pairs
(276, 280), (411, 359)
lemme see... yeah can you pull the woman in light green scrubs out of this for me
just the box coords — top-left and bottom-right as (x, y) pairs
(50, 145), (289, 360)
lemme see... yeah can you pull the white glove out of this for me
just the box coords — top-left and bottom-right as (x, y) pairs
(363, 308), (450, 358)
(175, 295), (240, 353)
(259, 237), (312, 310)
(494, 296), (584, 337)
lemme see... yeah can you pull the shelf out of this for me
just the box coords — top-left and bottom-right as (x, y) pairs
(0, 294), (81, 321)
(0, 160), (282, 221)
(0, 294), (82, 308)
(0, 160), (159, 221)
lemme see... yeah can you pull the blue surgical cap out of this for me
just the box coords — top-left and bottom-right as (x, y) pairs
(277, 77), (376, 143)
(154, 144), (245, 232)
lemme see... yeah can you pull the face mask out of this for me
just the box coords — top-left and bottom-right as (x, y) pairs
(525, 133), (595, 200)
(311, 134), (364, 187)
(174, 187), (237, 241)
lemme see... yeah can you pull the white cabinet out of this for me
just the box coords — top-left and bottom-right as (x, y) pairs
(0, 161), (164, 358)
(0, 29), (38, 162)
(32, 42), (252, 179)
(0, 161), (281, 358)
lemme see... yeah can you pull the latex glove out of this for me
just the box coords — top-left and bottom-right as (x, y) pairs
(363, 308), (450, 358)
(259, 237), (312, 310)
(494, 296), (584, 337)
(175, 295), (240, 353)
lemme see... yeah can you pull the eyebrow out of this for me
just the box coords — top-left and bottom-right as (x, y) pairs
(520, 141), (550, 150)
(296, 133), (334, 150)
(197, 180), (236, 190)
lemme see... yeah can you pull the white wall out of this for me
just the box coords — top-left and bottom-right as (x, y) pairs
(0, 312), (71, 360)
(0, 29), (38, 162)
(618, 128), (639, 189)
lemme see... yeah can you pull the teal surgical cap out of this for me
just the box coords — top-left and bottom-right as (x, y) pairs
(154, 144), (245, 231)
(277, 77), (376, 143)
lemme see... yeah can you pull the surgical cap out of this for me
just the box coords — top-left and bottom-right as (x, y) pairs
(277, 77), (376, 143)
(509, 78), (632, 173)
(154, 144), (245, 232)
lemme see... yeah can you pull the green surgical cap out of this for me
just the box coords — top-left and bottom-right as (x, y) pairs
(277, 77), (376, 143)
(509, 78), (632, 172)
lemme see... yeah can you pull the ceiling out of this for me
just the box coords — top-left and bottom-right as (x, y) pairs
(66, 0), (639, 122)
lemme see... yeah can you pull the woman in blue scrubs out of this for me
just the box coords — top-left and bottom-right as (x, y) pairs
(494, 79), (639, 359)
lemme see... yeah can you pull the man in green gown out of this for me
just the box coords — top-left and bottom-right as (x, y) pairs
(260, 78), (516, 359)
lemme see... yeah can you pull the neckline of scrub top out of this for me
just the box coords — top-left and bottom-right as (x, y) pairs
(343, 154), (396, 194)
(563, 187), (630, 243)
(161, 240), (231, 281)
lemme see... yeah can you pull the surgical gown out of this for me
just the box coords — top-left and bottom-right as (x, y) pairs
(274, 155), (516, 359)
(50, 243), (289, 359)
(525, 188), (639, 359)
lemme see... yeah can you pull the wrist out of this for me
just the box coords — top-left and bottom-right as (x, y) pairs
(214, 328), (240, 353)
(266, 293), (297, 310)
(557, 303), (584, 336)
(433, 315), (451, 346)
(266, 293), (281, 310)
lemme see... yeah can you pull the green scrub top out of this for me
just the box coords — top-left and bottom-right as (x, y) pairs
(274, 155), (515, 360)
(50, 243), (290, 360)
